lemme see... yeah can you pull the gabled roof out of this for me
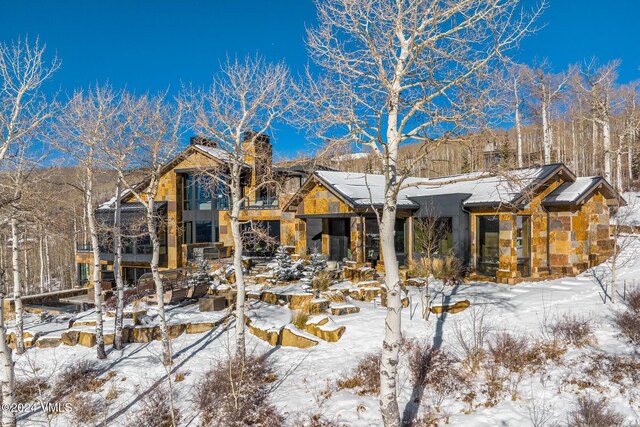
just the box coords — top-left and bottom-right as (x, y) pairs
(284, 163), (621, 212)
(543, 177), (625, 206)
(106, 143), (230, 208)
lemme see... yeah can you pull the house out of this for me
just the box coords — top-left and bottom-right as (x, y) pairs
(75, 134), (314, 285)
(76, 133), (623, 286)
(283, 163), (623, 284)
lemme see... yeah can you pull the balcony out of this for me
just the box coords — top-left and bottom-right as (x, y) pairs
(76, 243), (92, 252)
(215, 196), (279, 211)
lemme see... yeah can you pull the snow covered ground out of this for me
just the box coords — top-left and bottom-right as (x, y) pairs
(13, 235), (640, 426)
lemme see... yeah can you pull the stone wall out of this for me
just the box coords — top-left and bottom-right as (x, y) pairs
(548, 191), (613, 275)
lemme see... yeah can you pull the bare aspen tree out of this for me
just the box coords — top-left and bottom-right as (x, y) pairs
(0, 37), (59, 163)
(0, 39), (57, 423)
(575, 59), (621, 183)
(97, 93), (136, 351)
(53, 86), (126, 360)
(522, 62), (570, 164)
(121, 93), (185, 366)
(186, 55), (293, 359)
(305, 1), (543, 424)
(511, 65), (526, 168)
(0, 267), (15, 427)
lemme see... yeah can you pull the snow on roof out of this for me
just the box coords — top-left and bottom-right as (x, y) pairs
(194, 144), (233, 162)
(543, 177), (600, 205)
(315, 164), (562, 209)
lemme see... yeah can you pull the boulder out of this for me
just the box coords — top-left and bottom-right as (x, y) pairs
(260, 291), (280, 305)
(348, 288), (362, 300)
(288, 294), (314, 311)
(248, 324), (281, 346)
(361, 286), (382, 302)
(430, 299), (470, 315)
(330, 303), (360, 316)
(186, 322), (216, 334)
(280, 325), (319, 348)
(304, 316), (345, 342)
(61, 330), (80, 346)
(309, 298), (330, 314)
(78, 331), (97, 347)
(167, 324), (185, 339)
(35, 336), (61, 348)
(130, 326), (160, 343)
(104, 333), (115, 346)
(72, 320), (97, 327)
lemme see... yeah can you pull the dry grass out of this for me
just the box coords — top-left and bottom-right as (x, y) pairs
(292, 309), (310, 330)
(312, 271), (333, 293)
(325, 291), (345, 304)
(195, 354), (282, 426)
(174, 371), (186, 383)
(336, 353), (380, 396)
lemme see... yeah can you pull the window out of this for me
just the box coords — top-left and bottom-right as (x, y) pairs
(195, 221), (213, 243)
(183, 173), (213, 211)
(77, 263), (90, 284)
(414, 217), (453, 256)
(516, 216), (532, 277)
(476, 215), (500, 277)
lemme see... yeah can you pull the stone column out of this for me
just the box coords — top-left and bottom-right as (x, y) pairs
(496, 213), (519, 284)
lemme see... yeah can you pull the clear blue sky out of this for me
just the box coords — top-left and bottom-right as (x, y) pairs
(1, 0), (639, 157)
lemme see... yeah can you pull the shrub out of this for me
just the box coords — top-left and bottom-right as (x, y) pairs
(407, 257), (433, 279)
(15, 378), (48, 404)
(336, 353), (380, 396)
(131, 386), (180, 427)
(615, 288), (640, 345)
(53, 359), (103, 399)
(452, 306), (492, 373)
(195, 354), (282, 426)
(407, 340), (465, 409)
(623, 288), (640, 312)
(324, 291), (345, 304)
(67, 394), (107, 426)
(432, 256), (464, 285)
(549, 313), (594, 347)
(486, 332), (539, 400)
(567, 395), (624, 427)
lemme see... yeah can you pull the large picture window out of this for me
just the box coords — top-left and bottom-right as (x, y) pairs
(476, 215), (499, 277)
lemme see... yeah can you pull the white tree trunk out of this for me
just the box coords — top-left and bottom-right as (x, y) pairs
(592, 119), (598, 173)
(379, 94), (403, 426)
(230, 178), (246, 359)
(603, 119), (612, 183)
(44, 234), (51, 290)
(11, 219), (25, 355)
(571, 120), (578, 174)
(630, 128), (635, 184)
(514, 78), (524, 168)
(22, 234), (29, 293)
(39, 235), (45, 293)
(113, 178), (125, 350)
(542, 101), (552, 164)
(147, 193), (172, 365)
(0, 294), (16, 427)
(86, 160), (107, 360)
(617, 139), (623, 192)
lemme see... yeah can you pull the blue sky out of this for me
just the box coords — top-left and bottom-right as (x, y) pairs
(1, 0), (639, 157)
